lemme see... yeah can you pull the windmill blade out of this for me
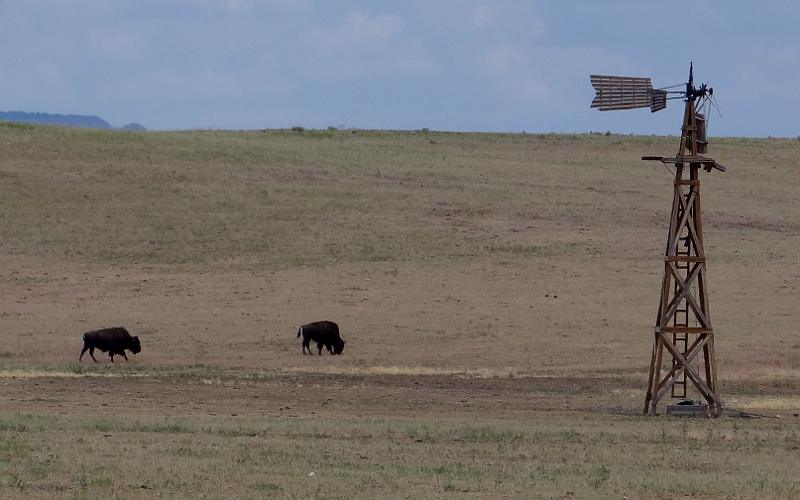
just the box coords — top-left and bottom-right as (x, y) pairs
(590, 75), (665, 112)
(590, 75), (653, 110)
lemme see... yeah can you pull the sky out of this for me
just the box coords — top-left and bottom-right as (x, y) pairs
(2, 0), (800, 136)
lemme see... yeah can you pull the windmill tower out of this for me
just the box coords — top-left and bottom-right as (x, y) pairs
(590, 64), (726, 417)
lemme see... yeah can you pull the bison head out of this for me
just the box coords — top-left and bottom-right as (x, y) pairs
(130, 336), (142, 354)
(333, 339), (346, 355)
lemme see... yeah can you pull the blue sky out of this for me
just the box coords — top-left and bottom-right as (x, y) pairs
(2, 0), (799, 136)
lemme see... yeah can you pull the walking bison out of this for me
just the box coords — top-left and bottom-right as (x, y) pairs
(79, 327), (141, 363)
(297, 320), (346, 355)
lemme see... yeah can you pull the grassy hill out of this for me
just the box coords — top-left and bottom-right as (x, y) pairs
(1, 122), (799, 497)
(4, 123), (794, 267)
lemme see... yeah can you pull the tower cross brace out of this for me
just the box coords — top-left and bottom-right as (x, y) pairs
(642, 95), (724, 417)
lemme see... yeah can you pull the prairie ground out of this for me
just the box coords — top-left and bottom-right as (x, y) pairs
(0, 123), (798, 498)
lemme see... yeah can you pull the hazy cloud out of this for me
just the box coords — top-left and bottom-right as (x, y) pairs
(508, 76), (550, 103)
(482, 44), (528, 73)
(175, 0), (255, 14)
(304, 11), (434, 81)
(87, 31), (145, 61)
(325, 55), (436, 81)
(471, 4), (544, 37)
(127, 69), (241, 100)
(471, 5), (497, 29)
(481, 44), (576, 107)
(0, 59), (76, 112)
(311, 11), (404, 51)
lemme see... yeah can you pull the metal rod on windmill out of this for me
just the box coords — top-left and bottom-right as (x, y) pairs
(589, 63), (727, 418)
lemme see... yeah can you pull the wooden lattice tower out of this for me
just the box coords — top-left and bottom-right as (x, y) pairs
(591, 64), (726, 417)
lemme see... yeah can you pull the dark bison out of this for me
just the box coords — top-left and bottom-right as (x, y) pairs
(297, 320), (346, 355)
(79, 327), (141, 363)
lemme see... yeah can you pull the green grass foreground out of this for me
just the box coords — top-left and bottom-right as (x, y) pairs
(2, 412), (799, 499)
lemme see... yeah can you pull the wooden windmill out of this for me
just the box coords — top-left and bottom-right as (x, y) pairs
(590, 64), (726, 417)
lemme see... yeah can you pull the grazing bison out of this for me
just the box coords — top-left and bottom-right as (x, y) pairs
(297, 320), (346, 355)
(79, 327), (141, 363)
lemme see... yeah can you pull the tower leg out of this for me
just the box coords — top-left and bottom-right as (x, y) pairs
(642, 97), (721, 417)
(644, 338), (657, 414)
(648, 337), (664, 415)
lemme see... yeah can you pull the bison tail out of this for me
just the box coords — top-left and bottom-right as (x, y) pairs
(296, 326), (302, 338)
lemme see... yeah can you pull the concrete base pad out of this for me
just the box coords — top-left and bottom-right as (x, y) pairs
(666, 403), (709, 417)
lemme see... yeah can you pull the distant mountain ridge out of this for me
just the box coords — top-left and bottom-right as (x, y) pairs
(0, 110), (145, 130)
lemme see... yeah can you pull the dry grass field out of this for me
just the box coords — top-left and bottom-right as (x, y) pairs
(1, 122), (799, 498)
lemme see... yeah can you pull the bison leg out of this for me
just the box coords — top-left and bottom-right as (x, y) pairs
(302, 339), (310, 355)
(110, 352), (115, 363)
(122, 351), (129, 361)
(79, 344), (95, 362)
